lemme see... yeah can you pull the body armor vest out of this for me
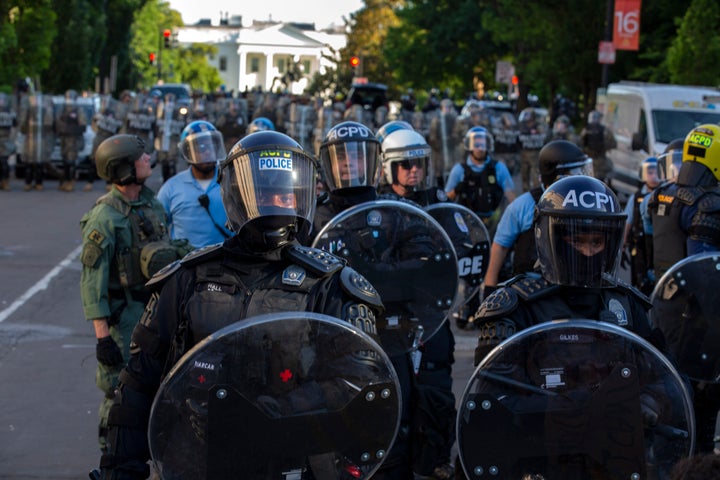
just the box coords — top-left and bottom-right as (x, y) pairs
(97, 193), (169, 289)
(459, 161), (504, 214)
(648, 184), (687, 278)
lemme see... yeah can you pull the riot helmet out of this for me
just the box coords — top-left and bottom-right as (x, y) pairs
(95, 134), (147, 185)
(179, 120), (226, 167)
(219, 131), (316, 250)
(463, 126), (494, 163)
(381, 129), (431, 191)
(538, 140), (593, 188)
(376, 120), (413, 145)
(587, 110), (603, 125)
(677, 123), (720, 186)
(318, 121), (381, 193)
(534, 176), (626, 287)
(639, 156), (660, 188)
(656, 138), (684, 182)
(247, 117), (275, 134)
(552, 115), (571, 136)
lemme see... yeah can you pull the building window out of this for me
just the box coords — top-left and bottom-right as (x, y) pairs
(219, 56), (227, 72)
(250, 57), (259, 73)
(303, 60), (311, 75)
(277, 58), (285, 73)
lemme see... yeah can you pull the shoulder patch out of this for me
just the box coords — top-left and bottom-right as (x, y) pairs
(80, 243), (103, 268)
(608, 275), (652, 309)
(506, 273), (560, 301)
(284, 245), (344, 277)
(339, 266), (384, 310)
(474, 287), (519, 320)
(87, 229), (105, 245)
(435, 189), (448, 202)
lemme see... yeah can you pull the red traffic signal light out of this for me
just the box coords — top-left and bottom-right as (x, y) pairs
(349, 56), (360, 68)
(511, 75), (519, 85)
(163, 29), (172, 48)
(149, 52), (156, 65)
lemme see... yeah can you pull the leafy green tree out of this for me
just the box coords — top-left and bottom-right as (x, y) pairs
(666, 0), (720, 86)
(0, 1), (57, 91)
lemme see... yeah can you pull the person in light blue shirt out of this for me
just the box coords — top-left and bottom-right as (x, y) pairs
(157, 120), (231, 248)
(445, 126), (515, 221)
(482, 140), (594, 297)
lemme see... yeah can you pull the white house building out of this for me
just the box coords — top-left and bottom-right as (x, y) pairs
(176, 16), (347, 95)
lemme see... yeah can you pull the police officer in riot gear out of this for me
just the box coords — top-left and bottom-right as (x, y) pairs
(96, 131), (384, 479)
(482, 140), (594, 297)
(313, 120), (382, 229)
(445, 126), (516, 228)
(0, 92), (17, 190)
(647, 124), (720, 279)
(80, 134), (179, 454)
(56, 89), (88, 191)
(623, 156), (660, 295)
(580, 110), (616, 184)
(473, 175), (658, 365)
(377, 128), (456, 479)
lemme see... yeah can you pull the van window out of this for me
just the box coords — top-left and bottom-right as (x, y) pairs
(652, 109), (720, 143)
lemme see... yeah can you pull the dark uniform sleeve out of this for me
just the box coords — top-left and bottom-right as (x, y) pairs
(100, 269), (193, 479)
(471, 287), (531, 366)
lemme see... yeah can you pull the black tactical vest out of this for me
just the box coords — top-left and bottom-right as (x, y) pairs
(459, 161), (504, 214)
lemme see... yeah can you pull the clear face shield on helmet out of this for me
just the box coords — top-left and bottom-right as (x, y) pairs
(657, 150), (683, 182)
(640, 159), (660, 187)
(319, 140), (381, 192)
(385, 148), (431, 190)
(537, 216), (625, 288)
(219, 145), (316, 236)
(181, 129), (226, 165)
(556, 156), (595, 180)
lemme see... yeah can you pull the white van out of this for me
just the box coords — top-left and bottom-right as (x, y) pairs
(599, 81), (720, 201)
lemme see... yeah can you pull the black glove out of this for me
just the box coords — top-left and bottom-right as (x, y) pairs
(482, 284), (498, 300)
(96, 336), (124, 367)
(640, 392), (660, 427)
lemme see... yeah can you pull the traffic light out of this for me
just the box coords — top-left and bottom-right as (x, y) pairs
(349, 56), (360, 68)
(163, 29), (171, 48)
(149, 52), (156, 65)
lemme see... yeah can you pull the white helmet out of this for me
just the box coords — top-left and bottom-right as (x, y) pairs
(381, 129), (431, 187)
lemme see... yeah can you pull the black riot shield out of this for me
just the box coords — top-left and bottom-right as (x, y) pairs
(149, 312), (400, 480)
(457, 320), (694, 480)
(312, 200), (459, 355)
(424, 203), (490, 317)
(650, 252), (720, 383)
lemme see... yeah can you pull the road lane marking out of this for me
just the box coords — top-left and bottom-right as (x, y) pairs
(0, 245), (82, 323)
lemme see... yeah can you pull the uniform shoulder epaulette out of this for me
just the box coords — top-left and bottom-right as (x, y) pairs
(339, 266), (384, 310)
(676, 186), (703, 205)
(475, 287), (520, 320)
(505, 273), (560, 302)
(606, 274), (652, 309)
(180, 243), (224, 267)
(284, 245), (345, 277)
(145, 243), (224, 289)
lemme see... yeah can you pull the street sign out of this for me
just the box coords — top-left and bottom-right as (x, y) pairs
(598, 41), (616, 64)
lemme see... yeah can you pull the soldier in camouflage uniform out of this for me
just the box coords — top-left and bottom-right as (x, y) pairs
(215, 97), (248, 153)
(55, 89), (89, 191)
(0, 93), (17, 191)
(80, 134), (185, 452)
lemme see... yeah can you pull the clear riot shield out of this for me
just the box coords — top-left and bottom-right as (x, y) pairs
(424, 203), (490, 317)
(287, 103), (315, 152)
(457, 320), (694, 480)
(149, 312), (400, 480)
(94, 96), (124, 136)
(650, 252), (720, 383)
(312, 200), (459, 354)
(21, 93), (55, 164)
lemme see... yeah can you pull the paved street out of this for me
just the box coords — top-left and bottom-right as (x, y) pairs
(0, 169), (479, 479)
